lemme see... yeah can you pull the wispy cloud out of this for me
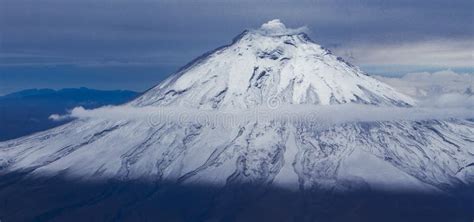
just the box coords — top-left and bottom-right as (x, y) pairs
(50, 103), (474, 130)
(375, 69), (474, 109)
(375, 70), (474, 97)
(334, 39), (474, 68)
(255, 19), (308, 36)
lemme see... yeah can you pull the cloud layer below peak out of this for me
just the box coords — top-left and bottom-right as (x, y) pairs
(375, 70), (474, 109)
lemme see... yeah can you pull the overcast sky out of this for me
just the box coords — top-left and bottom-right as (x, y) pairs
(0, 0), (473, 94)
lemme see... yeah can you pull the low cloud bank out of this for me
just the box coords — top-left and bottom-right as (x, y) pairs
(50, 104), (474, 129)
(375, 70), (473, 97)
(376, 70), (474, 109)
(419, 93), (474, 109)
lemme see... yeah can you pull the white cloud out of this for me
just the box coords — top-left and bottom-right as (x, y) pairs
(334, 39), (474, 68)
(375, 70), (474, 109)
(49, 113), (71, 121)
(51, 104), (474, 130)
(375, 70), (474, 98)
(255, 19), (308, 36)
(421, 93), (474, 109)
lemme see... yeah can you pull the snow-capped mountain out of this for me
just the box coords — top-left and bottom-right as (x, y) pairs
(0, 20), (473, 221)
(132, 20), (414, 109)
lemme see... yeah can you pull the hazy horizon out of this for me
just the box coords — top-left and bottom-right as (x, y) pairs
(1, 0), (473, 95)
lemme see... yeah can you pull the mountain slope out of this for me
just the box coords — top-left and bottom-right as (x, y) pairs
(1, 117), (472, 191)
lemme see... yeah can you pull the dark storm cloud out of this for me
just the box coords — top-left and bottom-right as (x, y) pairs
(1, 0), (473, 64)
(0, 0), (472, 94)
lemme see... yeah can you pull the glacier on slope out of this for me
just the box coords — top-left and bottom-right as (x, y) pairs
(0, 19), (473, 222)
(2, 116), (473, 191)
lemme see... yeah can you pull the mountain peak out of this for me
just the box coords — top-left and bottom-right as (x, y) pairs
(255, 19), (309, 36)
(132, 22), (415, 109)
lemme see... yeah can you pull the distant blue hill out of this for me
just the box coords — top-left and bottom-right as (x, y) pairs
(0, 87), (139, 141)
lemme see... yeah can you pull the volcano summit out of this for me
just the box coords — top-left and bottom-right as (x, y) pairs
(133, 19), (413, 109)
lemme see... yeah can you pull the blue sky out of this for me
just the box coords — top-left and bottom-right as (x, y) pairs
(0, 0), (473, 94)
